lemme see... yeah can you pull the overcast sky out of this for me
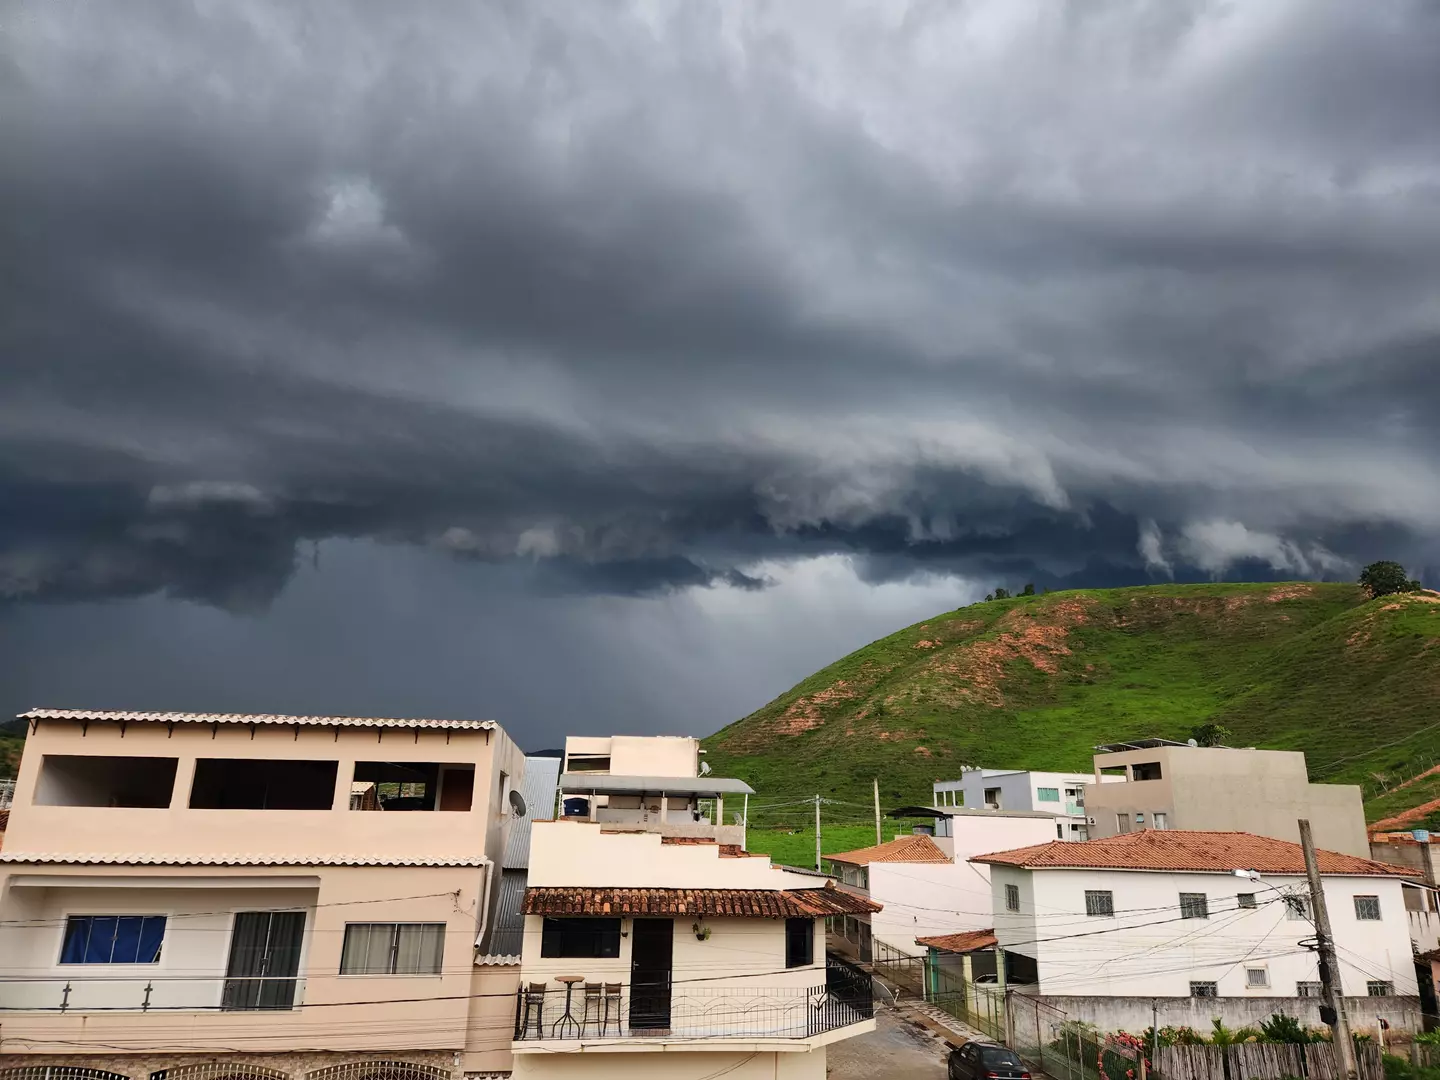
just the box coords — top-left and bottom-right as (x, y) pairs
(3, 1), (1439, 748)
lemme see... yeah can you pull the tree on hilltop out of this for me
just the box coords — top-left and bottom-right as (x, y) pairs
(1358, 561), (1421, 599)
(1191, 722), (1232, 747)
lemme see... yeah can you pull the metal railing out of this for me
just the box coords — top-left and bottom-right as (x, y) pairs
(0, 975), (307, 1013)
(514, 961), (872, 1042)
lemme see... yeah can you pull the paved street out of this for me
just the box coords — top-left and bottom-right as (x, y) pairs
(828, 1010), (950, 1079)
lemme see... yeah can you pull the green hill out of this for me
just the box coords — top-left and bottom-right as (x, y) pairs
(704, 582), (1440, 826)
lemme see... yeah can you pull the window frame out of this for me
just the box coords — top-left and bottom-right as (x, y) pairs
(1036, 787), (1061, 803)
(785, 917), (815, 968)
(1236, 893), (1257, 909)
(1366, 980), (1394, 997)
(1004, 883), (1020, 913)
(1297, 981), (1323, 998)
(339, 922), (446, 976)
(1179, 892), (1209, 920)
(1189, 981), (1218, 998)
(1353, 895), (1381, 921)
(1285, 895), (1312, 922)
(1084, 890), (1115, 917)
(1245, 966), (1270, 989)
(59, 914), (167, 965)
(1116, 813), (1131, 834)
(538, 917), (623, 960)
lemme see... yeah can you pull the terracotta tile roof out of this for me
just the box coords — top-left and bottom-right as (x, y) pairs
(973, 831), (1418, 877)
(827, 834), (951, 866)
(524, 885), (883, 917)
(0, 852), (488, 867)
(657, 837), (765, 858)
(20, 708), (495, 731)
(916, 929), (997, 953)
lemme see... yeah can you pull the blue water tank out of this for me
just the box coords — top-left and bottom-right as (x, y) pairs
(1414, 829), (1430, 843)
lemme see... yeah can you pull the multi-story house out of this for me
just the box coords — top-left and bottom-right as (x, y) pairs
(933, 769), (1100, 840)
(1083, 739), (1368, 856)
(974, 830), (1421, 1032)
(511, 736), (878, 1080)
(827, 812), (1056, 960)
(0, 708), (526, 1080)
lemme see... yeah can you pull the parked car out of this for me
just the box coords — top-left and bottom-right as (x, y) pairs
(948, 1042), (1031, 1080)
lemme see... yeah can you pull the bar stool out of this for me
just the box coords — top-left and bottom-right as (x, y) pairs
(602, 982), (623, 1035)
(519, 981), (546, 1038)
(581, 982), (604, 1034)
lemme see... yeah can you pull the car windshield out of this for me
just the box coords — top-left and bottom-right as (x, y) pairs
(981, 1048), (1022, 1066)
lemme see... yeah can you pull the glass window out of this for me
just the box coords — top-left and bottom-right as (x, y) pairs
(1367, 981), (1394, 997)
(1354, 895), (1381, 921)
(1237, 893), (1257, 909)
(1084, 890), (1114, 917)
(1285, 896), (1311, 921)
(1153, 813), (1168, 830)
(1036, 787), (1060, 802)
(60, 915), (166, 964)
(1005, 884), (1020, 912)
(1297, 982), (1323, 997)
(786, 918), (814, 968)
(539, 917), (622, 959)
(1179, 893), (1209, 920)
(1190, 981), (1218, 998)
(1245, 967), (1269, 988)
(340, 923), (444, 974)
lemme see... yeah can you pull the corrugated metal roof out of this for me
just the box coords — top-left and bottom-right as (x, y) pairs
(475, 954), (521, 966)
(487, 868), (529, 956)
(558, 773), (754, 795)
(505, 755), (562, 870)
(20, 708), (496, 731)
(0, 852), (488, 867)
(973, 831), (1417, 877)
(524, 885), (882, 917)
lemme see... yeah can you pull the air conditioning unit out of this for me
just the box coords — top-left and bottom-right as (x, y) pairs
(1087, 816), (1096, 826)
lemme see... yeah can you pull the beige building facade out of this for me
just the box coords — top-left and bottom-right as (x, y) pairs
(1082, 740), (1367, 856)
(0, 708), (525, 1080)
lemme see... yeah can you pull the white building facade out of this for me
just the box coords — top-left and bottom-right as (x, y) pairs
(975, 831), (1418, 1000)
(934, 769), (1099, 840)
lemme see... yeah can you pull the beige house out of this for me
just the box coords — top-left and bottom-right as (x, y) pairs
(0, 708), (526, 1080)
(511, 736), (879, 1080)
(1082, 739), (1368, 856)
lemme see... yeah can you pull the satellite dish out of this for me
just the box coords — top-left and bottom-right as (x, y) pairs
(699, 760), (712, 776)
(509, 789), (528, 817)
(1187, 738), (1198, 747)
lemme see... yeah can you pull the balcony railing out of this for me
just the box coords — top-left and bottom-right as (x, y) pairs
(513, 959), (873, 1043)
(0, 975), (306, 1013)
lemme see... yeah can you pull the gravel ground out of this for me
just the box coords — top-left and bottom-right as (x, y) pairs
(827, 1009), (951, 1079)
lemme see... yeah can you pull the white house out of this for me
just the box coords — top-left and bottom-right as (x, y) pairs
(934, 769), (1103, 840)
(973, 831), (1419, 1005)
(512, 736), (878, 1080)
(828, 812), (1056, 960)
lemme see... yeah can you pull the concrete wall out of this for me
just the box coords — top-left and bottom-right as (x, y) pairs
(1084, 747), (1367, 857)
(512, 1048), (826, 1080)
(1025, 994), (1423, 1038)
(561, 736), (699, 778)
(869, 863), (992, 955)
(991, 866), (1417, 998)
(936, 771), (1094, 814)
(5, 719), (522, 863)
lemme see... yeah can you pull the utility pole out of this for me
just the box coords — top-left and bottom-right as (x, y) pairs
(873, 778), (883, 846)
(1300, 818), (1357, 1080)
(815, 794), (822, 872)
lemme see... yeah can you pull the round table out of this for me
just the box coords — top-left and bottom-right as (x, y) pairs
(551, 976), (585, 1038)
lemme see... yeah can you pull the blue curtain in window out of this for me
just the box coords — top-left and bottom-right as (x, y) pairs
(61, 916), (167, 964)
(60, 918), (91, 963)
(138, 917), (166, 962)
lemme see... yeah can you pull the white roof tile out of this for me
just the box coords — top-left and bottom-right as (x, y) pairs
(21, 708), (496, 731)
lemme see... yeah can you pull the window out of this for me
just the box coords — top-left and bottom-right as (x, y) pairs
(61, 915), (166, 964)
(566, 755), (610, 773)
(1135, 813), (1146, 827)
(340, 923), (445, 975)
(1237, 893), (1257, 909)
(1367, 981), (1394, 997)
(1285, 896), (1311, 921)
(540, 917), (622, 959)
(1245, 967), (1270, 989)
(1036, 787), (1060, 803)
(1132, 762), (1163, 781)
(1354, 895), (1381, 921)
(37, 756), (180, 808)
(1190, 981), (1218, 998)
(1085, 890), (1115, 917)
(1297, 982), (1323, 997)
(1056, 823), (1064, 839)
(786, 918), (814, 968)
(984, 787), (1002, 809)
(1116, 813), (1132, 834)
(1005, 884), (1020, 912)
(1153, 813), (1168, 830)
(189, 759), (337, 810)
(1179, 893), (1209, 920)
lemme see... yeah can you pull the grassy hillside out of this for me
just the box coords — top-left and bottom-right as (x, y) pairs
(0, 735), (21, 780)
(704, 583), (1440, 824)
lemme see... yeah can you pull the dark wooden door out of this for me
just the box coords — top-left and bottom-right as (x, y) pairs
(628, 918), (673, 1030)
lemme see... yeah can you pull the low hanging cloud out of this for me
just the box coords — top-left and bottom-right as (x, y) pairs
(2, 0), (1440, 615)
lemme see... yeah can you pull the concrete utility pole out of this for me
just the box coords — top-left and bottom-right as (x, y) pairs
(815, 794), (822, 871)
(1300, 818), (1358, 1080)
(873, 778), (883, 846)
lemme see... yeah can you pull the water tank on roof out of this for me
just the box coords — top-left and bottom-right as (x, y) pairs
(1414, 829), (1430, 843)
(563, 797), (590, 818)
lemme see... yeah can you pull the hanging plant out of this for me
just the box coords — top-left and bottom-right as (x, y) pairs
(692, 921), (712, 941)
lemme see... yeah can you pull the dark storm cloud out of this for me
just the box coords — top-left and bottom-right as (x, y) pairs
(5, 0), (1440, 613)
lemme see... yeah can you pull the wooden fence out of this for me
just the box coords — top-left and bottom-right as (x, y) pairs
(1155, 1041), (1384, 1080)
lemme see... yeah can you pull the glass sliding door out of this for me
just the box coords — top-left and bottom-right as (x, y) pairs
(222, 910), (306, 1010)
